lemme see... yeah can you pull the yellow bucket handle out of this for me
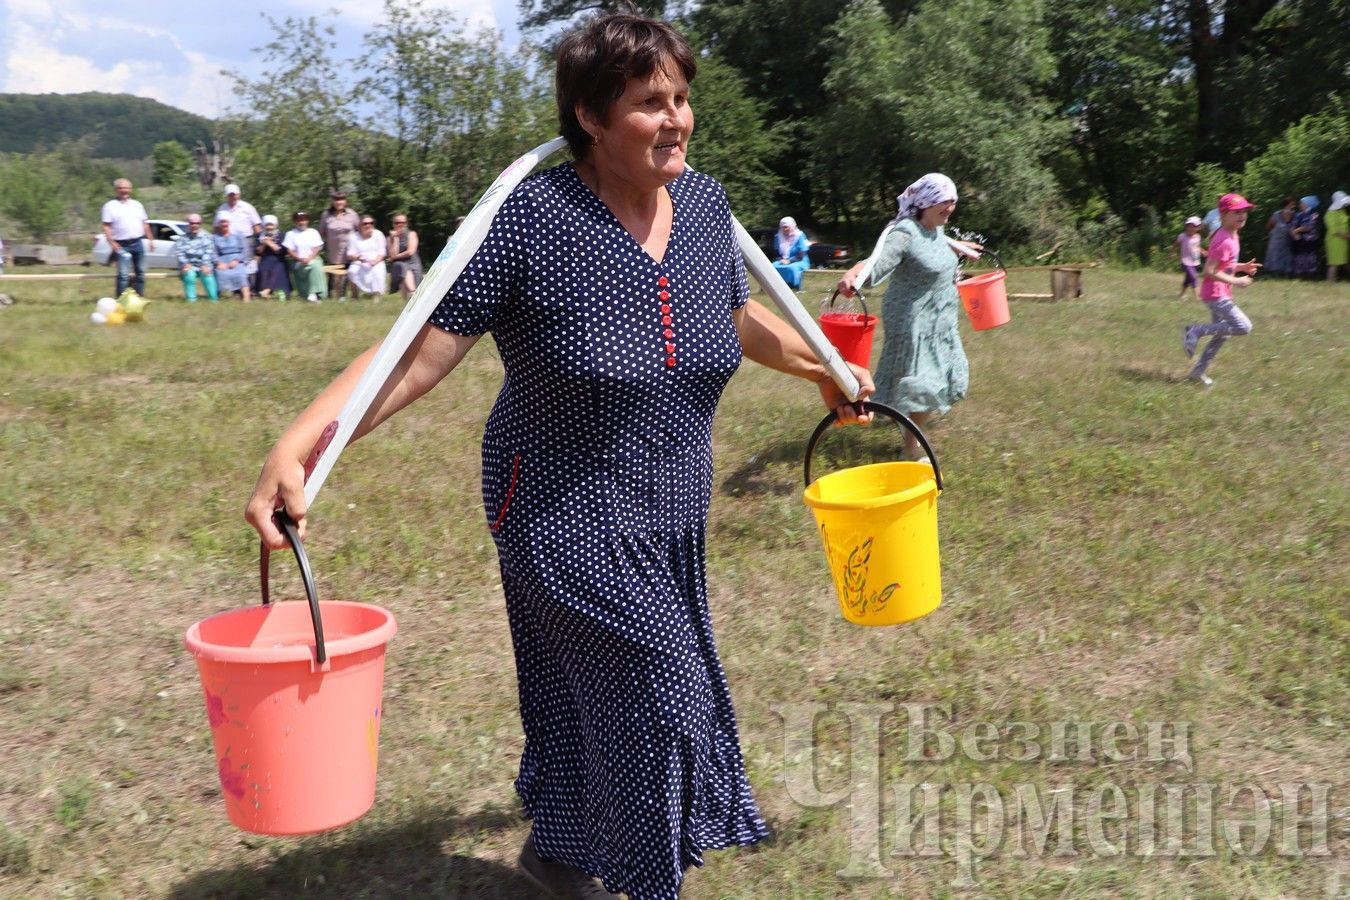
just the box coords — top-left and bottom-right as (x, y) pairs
(803, 401), (943, 492)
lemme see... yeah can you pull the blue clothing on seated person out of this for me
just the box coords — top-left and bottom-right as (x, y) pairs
(771, 229), (811, 289)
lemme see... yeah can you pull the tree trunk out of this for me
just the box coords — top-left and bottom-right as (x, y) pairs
(1187, 0), (1280, 163)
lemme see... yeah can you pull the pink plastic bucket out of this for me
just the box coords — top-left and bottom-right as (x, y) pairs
(184, 513), (396, 835)
(956, 270), (1011, 330)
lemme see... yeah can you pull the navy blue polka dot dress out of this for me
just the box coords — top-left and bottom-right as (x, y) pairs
(429, 163), (769, 899)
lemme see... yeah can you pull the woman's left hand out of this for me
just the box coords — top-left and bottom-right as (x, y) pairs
(818, 362), (875, 425)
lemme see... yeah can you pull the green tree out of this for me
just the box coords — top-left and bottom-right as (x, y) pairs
(225, 16), (361, 217)
(518, 0), (667, 31)
(1046, 0), (1193, 222)
(806, 0), (907, 229)
(354, 0), (556, 250)
(889, 0), (1065, 244)
(0, 155), (64, 241)
(0, 148), (114, 240)
(681, 49), (784, 226)
(151, 140), (194, 185)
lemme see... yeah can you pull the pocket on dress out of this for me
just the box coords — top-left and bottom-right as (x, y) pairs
(488, 453), (522, 533)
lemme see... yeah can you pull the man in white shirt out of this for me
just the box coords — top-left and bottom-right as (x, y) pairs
(215, 184), (263, 285)
(101, 178), (153, 295)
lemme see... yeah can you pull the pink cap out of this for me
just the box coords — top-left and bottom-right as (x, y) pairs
(1218, 193), (1255, 213)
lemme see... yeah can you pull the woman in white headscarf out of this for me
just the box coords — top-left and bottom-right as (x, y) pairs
(772, 216), (811, 288)
(835, 173), (975, 460)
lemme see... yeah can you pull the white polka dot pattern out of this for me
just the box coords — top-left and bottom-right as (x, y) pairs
(428, 164), (767, 899)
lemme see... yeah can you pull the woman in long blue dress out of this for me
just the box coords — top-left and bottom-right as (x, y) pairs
(1290, 195), (1322, 278)
(211, 215), (251, 301)
(771, 216), (811, 288)
(1263, 197), (1295, 276)
(244, 12), (872, 900)
(837, 174), (975, 461)
(254, 214), (292, 299)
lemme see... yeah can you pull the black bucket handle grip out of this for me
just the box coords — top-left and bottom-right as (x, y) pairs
(259, 509), (327, 665)
(823, 287), (869, 318)
(803, 400), (942, 492)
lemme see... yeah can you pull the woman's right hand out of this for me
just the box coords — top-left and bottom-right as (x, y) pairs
(836, 263), (865, 297)
(245, 446), (309, 549)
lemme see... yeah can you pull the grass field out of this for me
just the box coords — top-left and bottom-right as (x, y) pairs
(0, 264), (1345, 899)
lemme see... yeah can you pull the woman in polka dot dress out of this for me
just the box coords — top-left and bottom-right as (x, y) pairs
(245, 12), (873, 899)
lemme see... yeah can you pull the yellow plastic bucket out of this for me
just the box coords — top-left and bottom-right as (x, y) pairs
(802, 402), (943, 626)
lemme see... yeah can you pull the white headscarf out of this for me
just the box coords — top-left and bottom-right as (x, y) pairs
(896, 173), (958, 222)
(1330, 191), (1350, 212)
(777, 216), (802, 258)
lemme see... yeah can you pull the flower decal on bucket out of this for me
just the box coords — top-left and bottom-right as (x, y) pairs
(218, 756), (248, 800)
(203, 688), (228, 729)
(820, 527), (899, 617)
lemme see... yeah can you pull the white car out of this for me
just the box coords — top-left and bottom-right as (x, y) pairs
(92, 219), (190, 268)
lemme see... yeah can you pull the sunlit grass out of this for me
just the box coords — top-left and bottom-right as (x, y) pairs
(0, 265), (1345, 896)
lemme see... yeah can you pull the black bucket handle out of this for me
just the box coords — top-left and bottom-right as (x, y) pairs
(804, 401), (942, 492)
(259, 509), (327, 665)
(823, 287), (869, 318)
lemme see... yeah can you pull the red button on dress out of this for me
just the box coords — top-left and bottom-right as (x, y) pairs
(663, 328), (674, 339)
(657, 276), (668, 286)
(666, 357), (677, 368)
(661, 315), (672, 325)
(659, 290), (669, 301)
(660, 304), (670, 314)
(665, 342), (676, 353)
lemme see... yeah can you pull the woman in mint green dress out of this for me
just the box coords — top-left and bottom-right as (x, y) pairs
(837, 173), (978, 460)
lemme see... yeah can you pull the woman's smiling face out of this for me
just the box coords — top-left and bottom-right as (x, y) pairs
(584, 60), (693, 190)
(920, 200), (956, 228)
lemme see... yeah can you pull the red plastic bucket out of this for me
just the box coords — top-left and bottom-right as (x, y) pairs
(184, 512), (397, 835)
(819, 289), (878, 367)
(956, 270), (1010, 330)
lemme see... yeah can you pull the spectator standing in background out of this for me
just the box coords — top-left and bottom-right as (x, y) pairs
(215, 184), (262, 285)
(1289, 196), (1322, 278)
(101, 178), (152, 296)
(283, 211), (326, 303)
(1201, 203), (1222, 240)
(1324, 191), (1348, 282)
(320, 192), (360, 299)
(1263, 197), (1295, 277)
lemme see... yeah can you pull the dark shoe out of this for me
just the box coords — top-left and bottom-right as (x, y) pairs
(518, 835), (620, 899)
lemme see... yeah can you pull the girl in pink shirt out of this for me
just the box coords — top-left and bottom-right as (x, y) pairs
(1181, 194), (1262, 385)
(1176, 216), (1205, 299)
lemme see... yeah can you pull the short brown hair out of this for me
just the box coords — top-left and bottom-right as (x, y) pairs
(555, 11), (697, 160)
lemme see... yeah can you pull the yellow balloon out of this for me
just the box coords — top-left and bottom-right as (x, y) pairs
(105, 308), (127, 325)
(122, 293), (150, 322)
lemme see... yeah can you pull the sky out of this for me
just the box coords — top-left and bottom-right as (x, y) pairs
(0, 0), (525, 118)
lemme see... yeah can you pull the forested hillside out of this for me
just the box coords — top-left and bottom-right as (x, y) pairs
(0, 93), (212, 158)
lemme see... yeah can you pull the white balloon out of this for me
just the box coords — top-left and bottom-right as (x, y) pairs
(90, 312), (108, 324)
(96, 297), (118, 314)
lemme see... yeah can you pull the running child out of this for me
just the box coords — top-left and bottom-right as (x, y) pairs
(1176, 215), (1205, 299)
(1181, 193), (1261, 386)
